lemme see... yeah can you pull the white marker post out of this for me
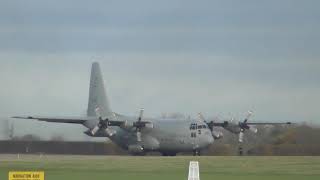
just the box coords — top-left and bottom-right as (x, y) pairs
(188, 161), (200, 180)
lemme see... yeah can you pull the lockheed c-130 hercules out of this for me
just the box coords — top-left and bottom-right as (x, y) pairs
(13, 62), (290, 156)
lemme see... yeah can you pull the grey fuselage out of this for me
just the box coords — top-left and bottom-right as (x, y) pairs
(83, 115), (214, 154)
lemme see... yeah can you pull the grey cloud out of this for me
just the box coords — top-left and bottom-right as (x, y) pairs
(0, 0), (319, 56)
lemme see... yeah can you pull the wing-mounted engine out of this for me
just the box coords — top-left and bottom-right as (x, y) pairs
(198, 113), (224, 139)
(132, 108), (154, 142)
(128, 144), (144, 154)
(89, 107), (123, 137)
(87, 107), (154, 140)
(211, 131), (223, 139)
(200, 111), (256, 142)
(202, 111), (291, 143)
(237, 111), (255, 142)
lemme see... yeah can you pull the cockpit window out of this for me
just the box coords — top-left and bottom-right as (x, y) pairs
(197, 125), (207, 129)
(190, 123), (197, 130)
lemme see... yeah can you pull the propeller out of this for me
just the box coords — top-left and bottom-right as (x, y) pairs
(133, 108), (145, 142)
(199, 111), (257, 143)
(90, 107), (115, 136)
(198, 113), (224, 139)
(237, 111), (257, 143)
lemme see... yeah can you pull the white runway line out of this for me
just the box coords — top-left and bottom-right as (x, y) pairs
(188, 161), (200, 180)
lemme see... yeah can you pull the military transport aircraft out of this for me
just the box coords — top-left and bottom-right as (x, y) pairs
(13, 62), (290, 156)
(13, 62), (215, 155)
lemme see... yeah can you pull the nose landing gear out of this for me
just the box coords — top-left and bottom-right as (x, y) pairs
(193, 150), (201, 156)
(238, 146), (243, 156)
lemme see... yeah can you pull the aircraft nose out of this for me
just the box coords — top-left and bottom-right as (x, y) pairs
(206, 133), (214, 145)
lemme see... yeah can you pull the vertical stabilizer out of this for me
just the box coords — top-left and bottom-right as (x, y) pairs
(87, 62), (112, 117)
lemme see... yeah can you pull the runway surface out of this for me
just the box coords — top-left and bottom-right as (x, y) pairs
(1, 154), (320, 180)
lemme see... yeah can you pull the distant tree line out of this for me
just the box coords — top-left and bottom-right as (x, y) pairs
(204, 124), (320, 155)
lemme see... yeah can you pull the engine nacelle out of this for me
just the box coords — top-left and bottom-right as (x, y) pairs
(128, 144), (144, 154)
(83, 128), (116, 137)
(120, 121), (154, 130)
(212, 131), (223, 139)
(145, 123), (154, 129)
(105, 128), (116, 137)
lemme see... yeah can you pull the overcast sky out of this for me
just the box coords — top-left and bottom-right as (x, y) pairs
(0, 0), (319, 139)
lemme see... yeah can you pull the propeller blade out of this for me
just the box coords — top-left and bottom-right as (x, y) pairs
(136, 131), (142, 142)
(198, 113), (215, 131)
(133, 108), (145, 142)
(212, 131), (223, 139)
(138, 108), (144, 121)
(91, 107), (109, 136)
(244, 111), (253, 122)
(90, 125), (100, 135)
(105, 128), (116, 137)
(239, 130), (244, 143)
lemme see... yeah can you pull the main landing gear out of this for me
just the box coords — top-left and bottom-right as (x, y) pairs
(238, 146), (243, 156)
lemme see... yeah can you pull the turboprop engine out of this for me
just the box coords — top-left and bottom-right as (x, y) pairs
(198, 113), (224, 140)
(212, 131), (223, 139)
(89, 108), (119, 137)
(128, 144), (144, 154)
(132, 108), (154, 142)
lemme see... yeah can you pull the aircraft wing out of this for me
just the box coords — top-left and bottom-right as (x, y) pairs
(210, 121), (291, 127)
(12, 115), (127, 126)
(12, 116), (95, 124)
(212, 122), (228, 126)
(246, 122), (292, 125)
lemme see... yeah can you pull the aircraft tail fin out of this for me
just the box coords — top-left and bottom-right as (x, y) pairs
(87, 62), (112, 117)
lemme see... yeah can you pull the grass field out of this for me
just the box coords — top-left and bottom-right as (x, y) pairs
(1, 154), (320, 180)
